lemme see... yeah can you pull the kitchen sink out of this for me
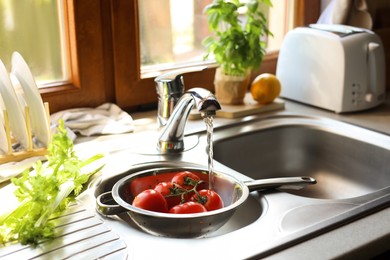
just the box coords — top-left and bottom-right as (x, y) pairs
(213, 114), (390, 200)
(84, 113), (390, 259)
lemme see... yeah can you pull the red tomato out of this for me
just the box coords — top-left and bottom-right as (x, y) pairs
(132, 189), (168, 213)
(169, 201), (207, 214)
(154, 182), (186, 208)
(171, 171), (206, 191)
(191, 189), (224, 211)
(129, 173), (175, 197)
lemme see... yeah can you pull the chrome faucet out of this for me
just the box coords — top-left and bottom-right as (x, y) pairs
(155, 69), (221, 153)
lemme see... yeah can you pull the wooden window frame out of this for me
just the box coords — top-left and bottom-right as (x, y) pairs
(42, 0), (320, 113)
(41, 0), (115, 114)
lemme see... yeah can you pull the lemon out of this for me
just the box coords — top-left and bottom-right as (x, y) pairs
(250, 73), (281, 104)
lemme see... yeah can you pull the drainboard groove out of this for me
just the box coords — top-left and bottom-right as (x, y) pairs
(54, 216), (104, 237)
(0, 203), (128, 259)
(33, 232), (122, 260)
(65, 239), (128, 260)
(97, 248), (129, 260)
(5, 224), (111, 259)
(50, 209), (95, 228)
(48, 203), (84, 220)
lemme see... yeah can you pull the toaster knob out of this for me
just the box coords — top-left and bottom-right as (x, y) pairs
(365, 93), (373, 102)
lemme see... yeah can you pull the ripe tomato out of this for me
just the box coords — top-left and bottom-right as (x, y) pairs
(169, 201), (207, 214)
(132, 189), (168, 213)
(171, 171), (206, 191)
(191, 189), (224, 211)
(129, 173), (175, 197)
(154, 182), (186, 209)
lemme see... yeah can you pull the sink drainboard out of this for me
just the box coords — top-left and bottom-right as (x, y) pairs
(0, 202), (129, 259)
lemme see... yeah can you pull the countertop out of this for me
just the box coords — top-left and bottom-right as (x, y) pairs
(1, 97), (389, 259)
(255, 98), (390, 259)
(129, 97), (390, 259)
(96, 97), (390, 259)
(109, 96), (390, 259)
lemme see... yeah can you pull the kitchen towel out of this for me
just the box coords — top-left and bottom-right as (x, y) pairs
(50, 103), (134, 137)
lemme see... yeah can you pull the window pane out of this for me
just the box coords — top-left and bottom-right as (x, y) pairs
(139, 0), (294, 74)
(266, 0), (295, 52)
(139, 0), (209, 73)
(0, 0), (67, 86)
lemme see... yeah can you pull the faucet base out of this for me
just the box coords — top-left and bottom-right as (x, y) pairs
(158, 140), (184, 153)
(156, 135), (199, 154)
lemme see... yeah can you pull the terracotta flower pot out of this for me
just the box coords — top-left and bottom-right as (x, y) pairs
(214, 68), (250, 105)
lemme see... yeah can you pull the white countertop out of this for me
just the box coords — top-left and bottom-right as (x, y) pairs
(1, 96), (389, 259)
(122, 97), (390, 259)
(253, 98), (390, 259)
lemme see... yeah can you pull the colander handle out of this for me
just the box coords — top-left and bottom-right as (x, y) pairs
(244, 176), (317, 192)
(96, 191), (128, 216)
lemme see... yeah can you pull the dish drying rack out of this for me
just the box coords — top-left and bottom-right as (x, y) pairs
(0, 102), (50, 164)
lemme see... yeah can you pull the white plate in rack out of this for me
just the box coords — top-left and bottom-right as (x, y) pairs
(0, 100), (8, 154)
(11, 52), (50, 146)
(0, 59), (29, 149)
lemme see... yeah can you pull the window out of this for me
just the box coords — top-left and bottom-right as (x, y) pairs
(0, 0), (66, 84)
(112, 0), (320, 111)
(0, 0), (320, 113)
(139, 0), (205, 71)
(139, 0), (296, 75)
(38, 0), (113, 114)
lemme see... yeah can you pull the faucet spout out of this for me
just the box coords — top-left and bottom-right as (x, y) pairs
(158, 87), (221, 153)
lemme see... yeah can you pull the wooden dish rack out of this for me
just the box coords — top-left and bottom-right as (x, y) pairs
(0, 102), (50, 164)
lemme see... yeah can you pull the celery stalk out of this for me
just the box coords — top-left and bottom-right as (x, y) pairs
(0, 120), (105, 245)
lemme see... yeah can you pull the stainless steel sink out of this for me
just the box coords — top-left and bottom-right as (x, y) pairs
(209, 114), (390, 256)
(213, 114), (390, 200)
(85, 113), (390, 259)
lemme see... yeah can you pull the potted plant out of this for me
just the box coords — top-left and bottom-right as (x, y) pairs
(203, 0), (272, 105)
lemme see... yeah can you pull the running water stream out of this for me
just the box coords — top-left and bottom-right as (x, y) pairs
(204, 115), (215, 190)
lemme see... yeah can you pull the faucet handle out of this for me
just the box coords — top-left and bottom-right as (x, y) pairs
(154, 66), (207, 95)
(155, 66), (207, 127)
(154, 66), (207, 82)
(154, 71), (184, 97)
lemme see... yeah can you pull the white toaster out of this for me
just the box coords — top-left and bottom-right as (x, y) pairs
(276, 24), (386, 113)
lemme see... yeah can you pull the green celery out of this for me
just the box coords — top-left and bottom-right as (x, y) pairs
(0, 120), (105, 245)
